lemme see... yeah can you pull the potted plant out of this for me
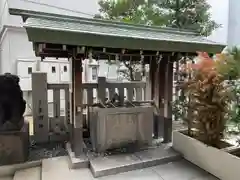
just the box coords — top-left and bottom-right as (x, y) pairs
(172, 51), (240, 180)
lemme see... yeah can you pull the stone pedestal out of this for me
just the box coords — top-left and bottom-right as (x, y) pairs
(0, 121), (29, 165)
(90, 106), (154, 152)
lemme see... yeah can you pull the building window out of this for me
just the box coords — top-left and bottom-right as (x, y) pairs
(92, 67), (97, 80)
(28, 67), (32, 74)
(52, 66), (56, 73)
(63, 65), (67, 72)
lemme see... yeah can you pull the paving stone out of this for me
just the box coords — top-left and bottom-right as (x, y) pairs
(69, 168), (94, 180)
(5, 157), (220, 180)
(96, 168), (163, 180)
(90, 154), (142, 178)
(135, 145), (182, 167)
(0, 177), (12, 180)
(66, 142), (89, 169)
(152, 159), (210, 180)
(13, 167), (40, 180)
(90, 145), (183, 178)
(191, 175), (219, 180)
(0, 160), (41, 177)
(42, 156), (71, 180)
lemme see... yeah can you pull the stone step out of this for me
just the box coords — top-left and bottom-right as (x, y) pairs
(0, 177), (12, 180)
(13, 167), (41, 180)
(41, 156), (94, 180)
(65, 142), (89, 169)
(90, 145), (182, 178)
(41, 156), (72, 180)
(0, 160), (41, 177)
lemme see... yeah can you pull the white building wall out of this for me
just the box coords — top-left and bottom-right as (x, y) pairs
(0, 0), (9, 30)
(8, 0), (98, 19)
(0, 30), (10, 73)
(0, 0), (126, 115)
(0, 0), (100, 74)
(7, 28), (38, 73)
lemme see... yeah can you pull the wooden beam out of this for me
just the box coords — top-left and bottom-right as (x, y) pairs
(33, 43), (197, 61)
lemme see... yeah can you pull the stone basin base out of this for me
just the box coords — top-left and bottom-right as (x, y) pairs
(0, 121), (29, 165)
(89, 106), (154, 153)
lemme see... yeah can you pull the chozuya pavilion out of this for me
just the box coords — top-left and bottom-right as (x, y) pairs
(7, 7), (225, 178)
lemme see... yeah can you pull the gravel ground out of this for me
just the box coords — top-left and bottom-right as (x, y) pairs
(24, 116), (240, 161)
(28, 140), (67, 161)
(24, 116), (67, 162)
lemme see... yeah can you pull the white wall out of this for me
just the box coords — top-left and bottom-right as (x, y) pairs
(0, 29), (10, 73)
(0, 27), (38, 74)
(7, 0), (98, 23)
(98, 61), (119, 80)
(0, 0), (100, 74)
(0, 0), (8, 30)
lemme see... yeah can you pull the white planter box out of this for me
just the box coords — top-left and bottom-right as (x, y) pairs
(172, 130), (240, 180)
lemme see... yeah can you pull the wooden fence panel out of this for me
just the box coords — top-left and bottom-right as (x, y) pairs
(31, 72), (147, 143)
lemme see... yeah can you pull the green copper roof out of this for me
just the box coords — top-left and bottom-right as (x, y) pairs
(9, 8), (225, 53)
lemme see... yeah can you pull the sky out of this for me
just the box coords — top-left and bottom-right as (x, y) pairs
(207, 0), (229, 44)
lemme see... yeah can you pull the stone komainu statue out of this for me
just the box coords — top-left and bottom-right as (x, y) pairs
(0, 73), (26, 131)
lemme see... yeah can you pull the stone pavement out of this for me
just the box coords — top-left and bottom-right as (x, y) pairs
(11, 156), (219, 180)
(94, 159), (219, 180)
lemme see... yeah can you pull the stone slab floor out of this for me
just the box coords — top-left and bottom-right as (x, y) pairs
(90, 159), (219, 180)
(8, 156), (219, 180)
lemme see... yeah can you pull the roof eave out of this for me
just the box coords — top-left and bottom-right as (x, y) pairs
(9, 8), (199, 36)
(25, 27), (225, 54)
(10, 8), (225, 53)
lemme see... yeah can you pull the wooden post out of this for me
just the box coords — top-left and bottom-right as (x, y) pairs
(150, 58), (156, 101)
(152, 58), (159, 138)
(69, 57), (74, 150)
(73, 57), (83, 156)
(145, 71), (150, 100)
(64, 88), (70, 131)
(158, 57), (167, 139)
(69, 54), (84, 156)
(146, 56), (154, 100)
(149, 58), (159, 138)
(154, 58), (165, 108)
(97, 77), (106, 103)
(135, 71), (142, 101)
(163, 55), (174, 143)
(174, 60), (180, 121)
(152, 56), (166, 139)
(32, 72), (49, 143)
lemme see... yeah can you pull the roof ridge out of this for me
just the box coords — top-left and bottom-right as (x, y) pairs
(9, 8), (199, 36)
